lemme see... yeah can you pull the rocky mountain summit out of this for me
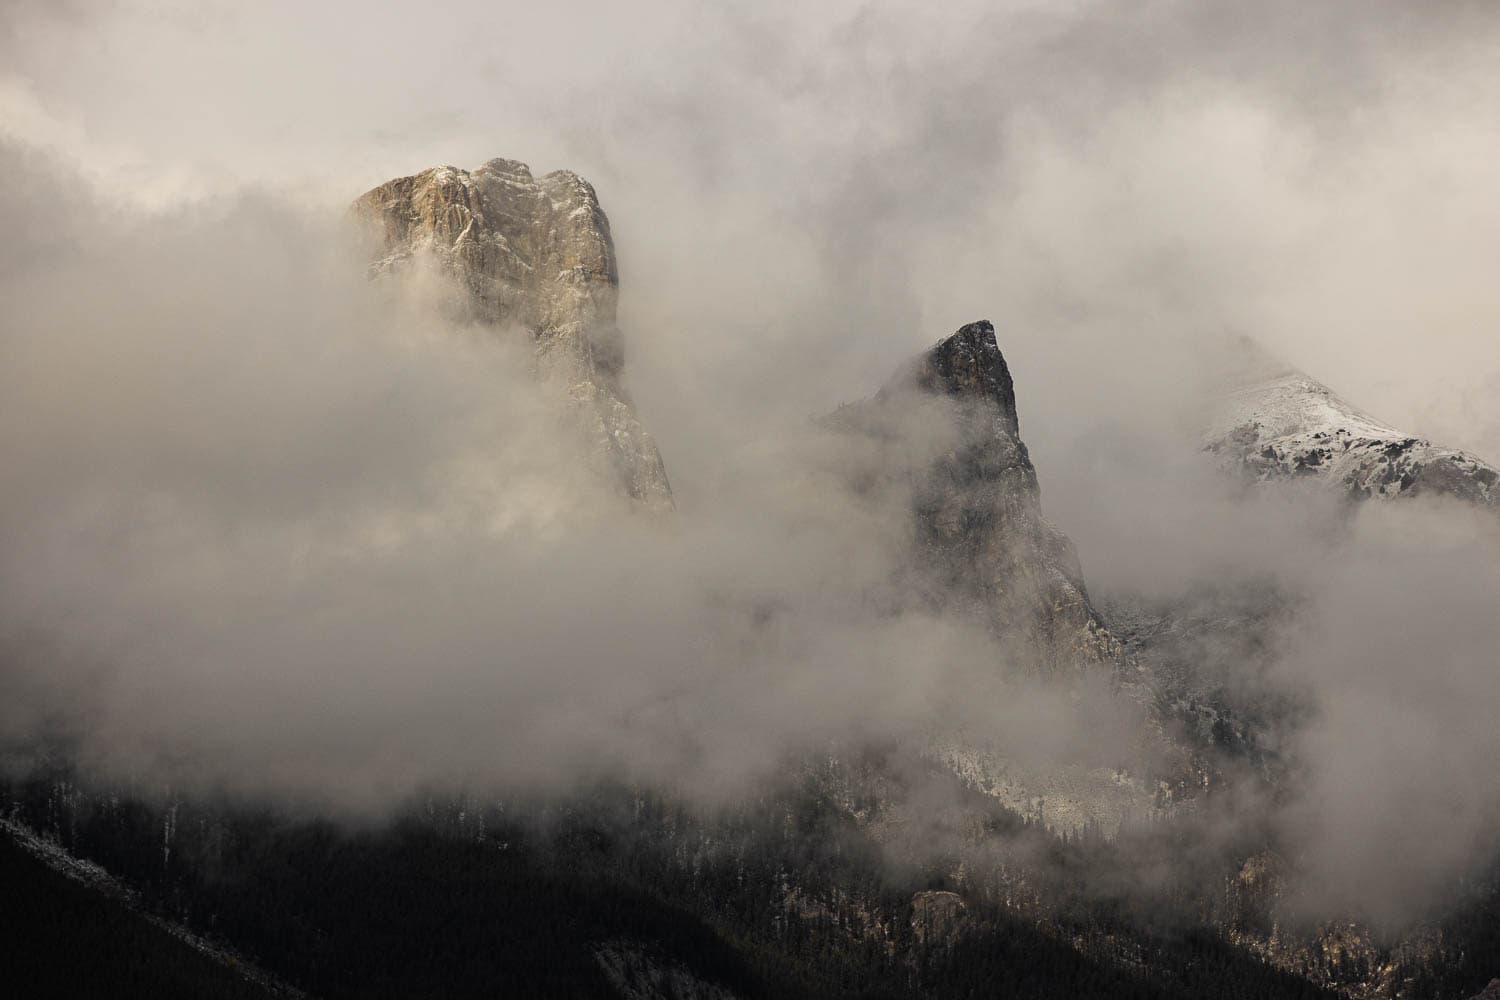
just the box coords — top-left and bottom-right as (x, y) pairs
(1205, 350), (1498, 510)
(351, 157), (673, 510)
(830, 321), (1195, 834)
(830, 321), (1121, 673)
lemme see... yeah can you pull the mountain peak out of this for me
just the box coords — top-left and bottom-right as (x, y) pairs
(882, 320), (1021, 438)
(1206, 360), (1499, 510)
(350, 158), (672, 511)
(836, 320), (1116, 670)
(832, 320), (1190, 831)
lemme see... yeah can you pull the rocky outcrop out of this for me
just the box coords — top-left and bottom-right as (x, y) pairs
(351, 158), (673, 510)
(828, 320), (1120, 673)
(828, 321), (1197, 834)
(1205, 354), (1498, 510)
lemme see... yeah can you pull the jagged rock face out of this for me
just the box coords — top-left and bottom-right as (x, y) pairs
(832, 321), (1119, 671)
(1206, 366), (1499, 510)
(350, 158), (673, 511)
(827, 321), (1199, 835)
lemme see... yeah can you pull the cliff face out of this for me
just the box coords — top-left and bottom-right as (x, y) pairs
(350, 158), (673, 511)
(831, 320), (1119, 673)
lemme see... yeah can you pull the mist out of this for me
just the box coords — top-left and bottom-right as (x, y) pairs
(1, 143), (1146, 821)
(3, 0), (1500, 930)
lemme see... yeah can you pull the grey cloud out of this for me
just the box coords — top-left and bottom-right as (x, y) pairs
(0, 144), (1148, 824)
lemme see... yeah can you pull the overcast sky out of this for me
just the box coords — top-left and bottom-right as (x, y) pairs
(3, 0), (1499, 468)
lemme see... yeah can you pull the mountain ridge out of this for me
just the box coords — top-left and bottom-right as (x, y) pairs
(1205, 351), (1499, 510)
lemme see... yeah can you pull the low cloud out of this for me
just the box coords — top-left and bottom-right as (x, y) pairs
(1274, 500), (1500, 926)
(1, 0), (1499, 929)
(0, 145), (1147, 821)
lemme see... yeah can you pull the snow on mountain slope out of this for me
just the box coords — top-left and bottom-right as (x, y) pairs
(1205, 362), (1499, 509)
